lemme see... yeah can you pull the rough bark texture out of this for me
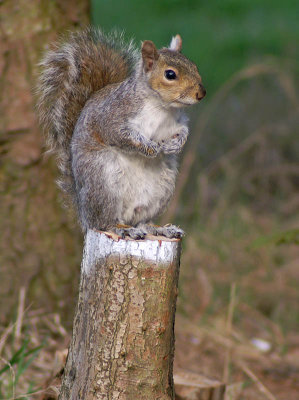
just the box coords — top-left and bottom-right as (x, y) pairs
(0, 0), (88, 325)
(60, 230), (182, 400)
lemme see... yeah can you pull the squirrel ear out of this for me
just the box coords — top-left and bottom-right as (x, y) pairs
(142, 40), (159, 72)
(169, 34), (182, 52)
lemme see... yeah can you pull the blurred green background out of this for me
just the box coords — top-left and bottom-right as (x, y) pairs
(92, 0), (298, 94)
(92, 0), (299, 227)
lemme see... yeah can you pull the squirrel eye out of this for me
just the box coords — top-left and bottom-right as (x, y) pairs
(165, 69), (177, 80)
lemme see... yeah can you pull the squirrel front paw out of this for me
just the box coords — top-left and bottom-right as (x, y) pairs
(145, 140), (161, 157)
(161, 131), (188, 154)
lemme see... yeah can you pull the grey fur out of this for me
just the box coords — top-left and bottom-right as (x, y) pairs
(36, 28), (205, 238)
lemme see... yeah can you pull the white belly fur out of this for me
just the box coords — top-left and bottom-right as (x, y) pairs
(129, 97), (187, 142)
(103, 151), (177, 225)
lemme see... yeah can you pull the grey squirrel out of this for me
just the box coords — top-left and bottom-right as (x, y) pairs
(37, 28), (205, 239)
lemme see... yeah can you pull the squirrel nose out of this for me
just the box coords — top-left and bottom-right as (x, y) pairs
(196, 83), (206, 101)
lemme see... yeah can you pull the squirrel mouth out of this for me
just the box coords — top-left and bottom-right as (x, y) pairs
(175, 99), (196, 106)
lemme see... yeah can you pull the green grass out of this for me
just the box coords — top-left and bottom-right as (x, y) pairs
(0, 336), (43, 399)
(91, 0), (298, 94)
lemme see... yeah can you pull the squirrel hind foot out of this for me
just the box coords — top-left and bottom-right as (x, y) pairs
(111, 223), (184, 240)
(136, 223), (184, 239)
(155, 224), (185, 239)
(133, 223), (185, 239)
(113, 225), (147, 240)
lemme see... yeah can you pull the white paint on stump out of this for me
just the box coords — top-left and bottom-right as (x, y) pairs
(83, 229), (180, 274)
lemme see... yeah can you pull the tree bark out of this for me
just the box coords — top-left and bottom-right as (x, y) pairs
(0, 0), (88, 325)
(60, 230), (182, 400)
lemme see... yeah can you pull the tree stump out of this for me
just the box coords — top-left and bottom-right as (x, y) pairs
(59, 229), (182, 400)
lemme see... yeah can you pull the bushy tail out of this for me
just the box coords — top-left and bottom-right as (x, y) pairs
(36, 27), (137, 194)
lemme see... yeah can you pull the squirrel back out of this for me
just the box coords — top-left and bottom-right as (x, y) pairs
(37, 28), (137, 191)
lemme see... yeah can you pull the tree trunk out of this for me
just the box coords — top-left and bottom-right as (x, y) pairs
(0, 0), (88, 325)
(60, 230), (182, 400)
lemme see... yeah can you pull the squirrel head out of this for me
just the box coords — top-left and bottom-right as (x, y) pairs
(141, 35), (206, 107)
